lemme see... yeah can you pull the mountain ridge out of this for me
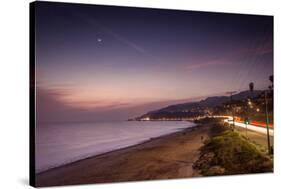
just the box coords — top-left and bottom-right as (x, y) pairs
(135, 90), (262, 120)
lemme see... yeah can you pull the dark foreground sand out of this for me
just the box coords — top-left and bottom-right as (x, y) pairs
(36, 124), (218, 187)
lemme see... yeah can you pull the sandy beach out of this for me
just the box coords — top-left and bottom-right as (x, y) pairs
(36, 123), (219, 187)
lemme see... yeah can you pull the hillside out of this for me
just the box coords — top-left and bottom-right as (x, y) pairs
(135, 90), (262, 120)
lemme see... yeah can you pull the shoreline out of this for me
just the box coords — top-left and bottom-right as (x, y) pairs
(36, 123), (197, 174)
(36, 123), (217, 187)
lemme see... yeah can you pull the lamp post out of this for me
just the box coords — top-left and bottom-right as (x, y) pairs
(264, 90), (271, 154)
(245, 118), (249, 139)
(226, 91), (236, 131)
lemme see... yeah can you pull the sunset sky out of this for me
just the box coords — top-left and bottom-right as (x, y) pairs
(35, 2), (273, 122)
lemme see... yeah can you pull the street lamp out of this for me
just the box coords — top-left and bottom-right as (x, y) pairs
(244, 117), (249, 139)
(248, 100), (252, 105)
(226, 91), (237, 131)
(264, 90), (271, 154)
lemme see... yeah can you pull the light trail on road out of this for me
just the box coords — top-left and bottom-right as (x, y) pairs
(223, 119), (274, 136)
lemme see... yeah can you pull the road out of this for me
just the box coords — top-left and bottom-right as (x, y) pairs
(234, 124), (274, 153)
(228, 120), (274, 136)
(223, 118), (274, 152)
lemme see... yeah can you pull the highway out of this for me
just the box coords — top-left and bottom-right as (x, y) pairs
(224, 118), (274, 136)
(211, 115), (274, 151)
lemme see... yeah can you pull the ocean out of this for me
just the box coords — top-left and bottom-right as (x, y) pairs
(35, 121), (196, 173)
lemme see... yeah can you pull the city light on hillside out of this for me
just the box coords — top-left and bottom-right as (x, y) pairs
(142, 117), (150, 121)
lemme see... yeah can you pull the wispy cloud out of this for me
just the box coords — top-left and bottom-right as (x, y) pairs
(185, 60), (232, 70)
(183, 44), (272, 71)
(39, 85), (139, 111)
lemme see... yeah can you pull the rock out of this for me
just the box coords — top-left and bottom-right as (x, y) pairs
(207, 166), (225, 175)
(204, 152), (215, 160)
(193, 152), (215, 169)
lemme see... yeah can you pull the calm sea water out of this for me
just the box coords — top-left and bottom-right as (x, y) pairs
(35, 121), (196, 173)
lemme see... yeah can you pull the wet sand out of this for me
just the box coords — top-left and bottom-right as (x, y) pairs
(36, 123), (217, 187)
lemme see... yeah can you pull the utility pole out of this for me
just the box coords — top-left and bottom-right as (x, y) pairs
(226, 91), (237, 131)
(264, 90), (271, 154)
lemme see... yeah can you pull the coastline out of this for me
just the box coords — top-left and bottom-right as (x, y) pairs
(35, 121), (195, 173)
(36, 123), (217, 187)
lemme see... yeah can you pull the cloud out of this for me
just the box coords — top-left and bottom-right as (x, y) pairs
(185, 60), (232, 70)
(36, 87), (205, 125)
(183, 44), (272, 72)
(35, 88), (149, 124)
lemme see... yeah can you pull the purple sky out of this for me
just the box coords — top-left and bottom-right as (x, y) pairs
(35, 2), (273, 123)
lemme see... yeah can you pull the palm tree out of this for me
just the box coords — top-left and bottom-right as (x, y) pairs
(249, 82), (254, 93)
(269, 75), (273, 84)
(269, 75), (273, 95)
(249, 82), (254, 101)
